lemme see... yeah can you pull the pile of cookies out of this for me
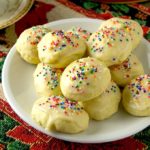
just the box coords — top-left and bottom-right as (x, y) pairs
(16, 18), (150, 134)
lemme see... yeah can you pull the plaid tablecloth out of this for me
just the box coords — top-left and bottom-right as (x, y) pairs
(0, 0), (150, 149)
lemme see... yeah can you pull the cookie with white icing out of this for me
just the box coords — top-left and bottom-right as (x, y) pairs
(31, 96), (89, 133)
(60, 57), (111, 101)
(16, 26), (50, 64)
(33, 63), (62, 97)
(99, 17), (143, 50)
(82, 81), (121, 120)
(87, 27), (132, 66)
(38, 30), (86, 68)
(110, 54), (144, 87)
(122, 74), (150, 116)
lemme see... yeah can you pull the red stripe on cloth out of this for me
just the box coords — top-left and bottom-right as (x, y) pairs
(92, 0), (149, 3)
(57, 0), (113, 20)
(129, 3), (150, 15)
(0, 143), (5, 150)
(6, 125), (39, 144)
(30, 141), (52, 150)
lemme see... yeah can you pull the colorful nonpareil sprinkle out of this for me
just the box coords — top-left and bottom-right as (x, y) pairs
(39, 96), (83, 115)
(116, 56), (131, 79)
(111, 55), (131, 70)
(128, 74), (150, 99)
(36, 63), (61, 90)
(90, 27), (130, 54)
(27, 26), (49, 45)
(110, 54), (138, 79)
(111, 19), (140, 38)
(105, 83), (117, 93)
(42, 30), (80, 52)
(67, 27), (91, 41)
(66, 59), (98, 91)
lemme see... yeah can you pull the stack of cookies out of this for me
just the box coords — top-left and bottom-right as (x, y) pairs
(16, 18), (150, 134)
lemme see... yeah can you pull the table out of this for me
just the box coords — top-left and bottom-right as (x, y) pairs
(0, 0), (150, 149)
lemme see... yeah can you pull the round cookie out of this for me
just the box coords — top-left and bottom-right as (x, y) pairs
(38, 30), (86, 68)
(16, 26), (50, 64)
(82, 81), (121, 120)
(67, 27), (91, 41)
(99, 17), (143, 50)
(33, 63), (62, 97)
(87, 27), (132, 66)
(31, 96), (89, 133)
(110, 54), (144, 87)
(60, 57), (111, 101)
(122, 74), (150, 116)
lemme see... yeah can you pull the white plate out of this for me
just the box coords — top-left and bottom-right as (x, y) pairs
(2, 18), (150, 143)
(0, 0), (34, 29)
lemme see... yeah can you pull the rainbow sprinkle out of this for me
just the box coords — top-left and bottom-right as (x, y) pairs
(111, 19), (141, 39)
(66, 58), (98, 91)
(110, 55), (138, 79)
(36, 63), (61, 90)
(105, 83), (117, 93)
(27, 26), (49, 46)
(127, 74), (150, 99)
(67, 27), (91, 41)
(39, 96), (83, 115)
(90, 27), (130, 56)
(42, 30), (80, 52)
